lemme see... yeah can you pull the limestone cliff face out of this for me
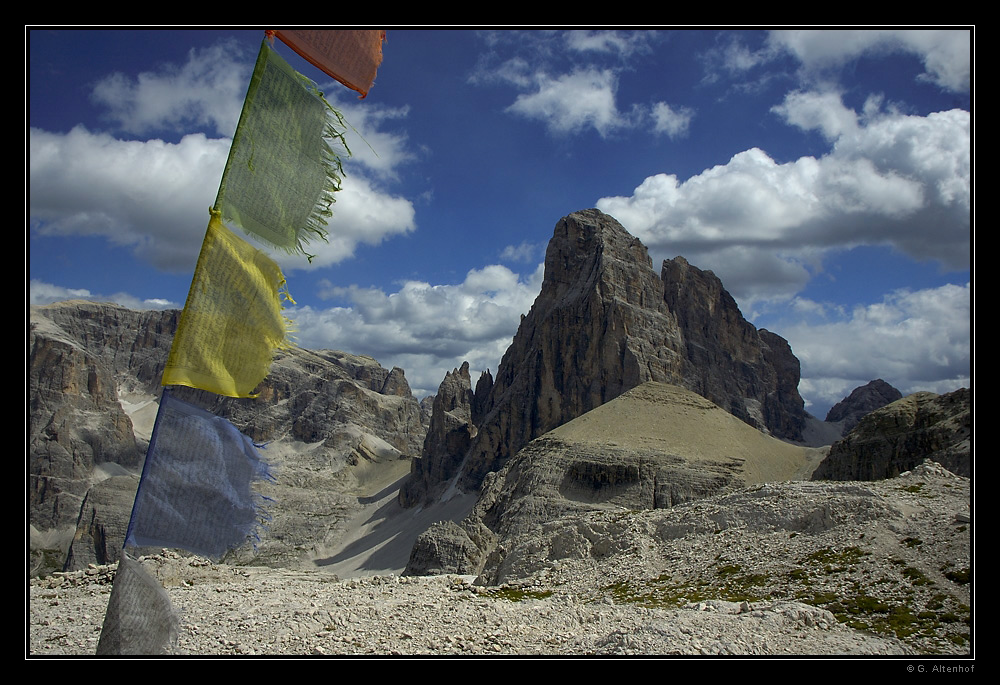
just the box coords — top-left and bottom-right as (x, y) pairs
(812, 388), (970, 480)
(402, 363), (476, 505)
(402, 209), (808, 505)
(661, 257), (807, 439)
(29, 301), (426, 573)
(29, 302), (178, 534)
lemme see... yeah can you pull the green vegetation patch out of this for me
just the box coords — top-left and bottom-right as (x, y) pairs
(944, 568), (970, 585)
(795, 580), (971, 648)
(483, 587), (554, 602)
(806, 546), (869, 566)
(804, 546), (870, 575)
(902, 566), (934, 586)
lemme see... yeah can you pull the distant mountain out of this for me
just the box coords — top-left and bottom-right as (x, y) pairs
(826, 379), (904, 434)
(28, 212), (970, 596)
(402, 209), (809, 507)
(813, 388), (971, 480)
(29, 301), (427, 576)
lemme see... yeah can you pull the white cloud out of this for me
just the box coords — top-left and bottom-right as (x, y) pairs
(506, 68), (626, 138)
(651, 102), (694, 139)
(771, 89), (859, 141)
(780, 283), (971, 415)
(326, 94), (416, 181)
(564, 30), (656, 58)
(30, 38), (419, 274)
(719, 38), (773, 73)
(597, 101), (970, 308)
(29, 124), (416, 275)
(768, 29), (971, 93)
(91, 41), (252, 137)
(28, 280), (93, 305)
(500, 241), (542, 263)
(474, 31), (688, 140)
(294, 263), (544, 396)
(29, 126), (228, 271)
(268, 172), (416, 272)
(28, 279), (180, 310)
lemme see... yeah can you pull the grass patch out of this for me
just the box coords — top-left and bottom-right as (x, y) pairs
(788, 568), (810, 581)
(944, 568), (970, 585)
(902, 566), (934, 586)
(483, 587), (554, 602)
(805, 546), (870, 575)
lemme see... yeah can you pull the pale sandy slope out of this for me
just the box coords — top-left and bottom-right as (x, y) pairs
(546, 382), (829, 483)
(306, 461), (476, 578)
(315, 382), (827, 577)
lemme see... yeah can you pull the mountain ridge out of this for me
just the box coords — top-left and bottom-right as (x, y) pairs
(402, 209), (809, 507)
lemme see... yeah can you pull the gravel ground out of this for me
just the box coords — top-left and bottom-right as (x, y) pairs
(27, 462), (973, 660)
(29, 556), (910, 657)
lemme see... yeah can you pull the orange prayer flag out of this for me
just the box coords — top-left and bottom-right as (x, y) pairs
(271, 29), (386, 98)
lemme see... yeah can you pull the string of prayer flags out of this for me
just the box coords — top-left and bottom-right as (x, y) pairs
(96, 552), (179, 655)
(124, 389), (275, 561)
(95, 29), (391, 656)
(271, 29), (385, 99)
(161, 211), (293, 398)
(215, 37), (350, 257)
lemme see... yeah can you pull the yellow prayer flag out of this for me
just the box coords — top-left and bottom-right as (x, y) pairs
(162, 212), (293, 398)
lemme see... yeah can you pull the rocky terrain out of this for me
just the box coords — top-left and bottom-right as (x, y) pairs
(27, 208), (972, 658)
(405, 382), (828, 578)
(815, 389), (971, 481)
(29, 300), (428, 576)
(29, 461), (970, 656)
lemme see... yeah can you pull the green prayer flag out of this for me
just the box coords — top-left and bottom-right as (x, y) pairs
(216, 38), (349, 257)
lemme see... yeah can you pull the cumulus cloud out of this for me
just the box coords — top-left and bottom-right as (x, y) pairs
(770, 89), (859, 141)
(506, 68), (627, 138)
(29, 125), (416, 273)
(293, 263), (544, 396)
(29, 40), (419, 275)
(29, 126), (229, 271)
(651, 102), (694, 139)
(703, 29), (970, 96)
(29, 279), (180, 310)
(474, 31), (692, 140)
(500, 241), (543, 263)
(325, 94), (416, 181)
(91, 41), (252, 137)
(272, 173), (416, 272)
(780, 283), (971, 415)
(564, 30), (657, 58)
(597, 100), (970, 307)
(768, 29), (971, 93)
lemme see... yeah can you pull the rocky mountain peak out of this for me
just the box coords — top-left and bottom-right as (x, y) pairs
(541, 208), (658, 309)
(401, 209), (809, 506)
(825, 379), (903, 432)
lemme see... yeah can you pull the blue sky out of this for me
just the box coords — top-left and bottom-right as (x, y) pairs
(28, 28), (972, 418)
